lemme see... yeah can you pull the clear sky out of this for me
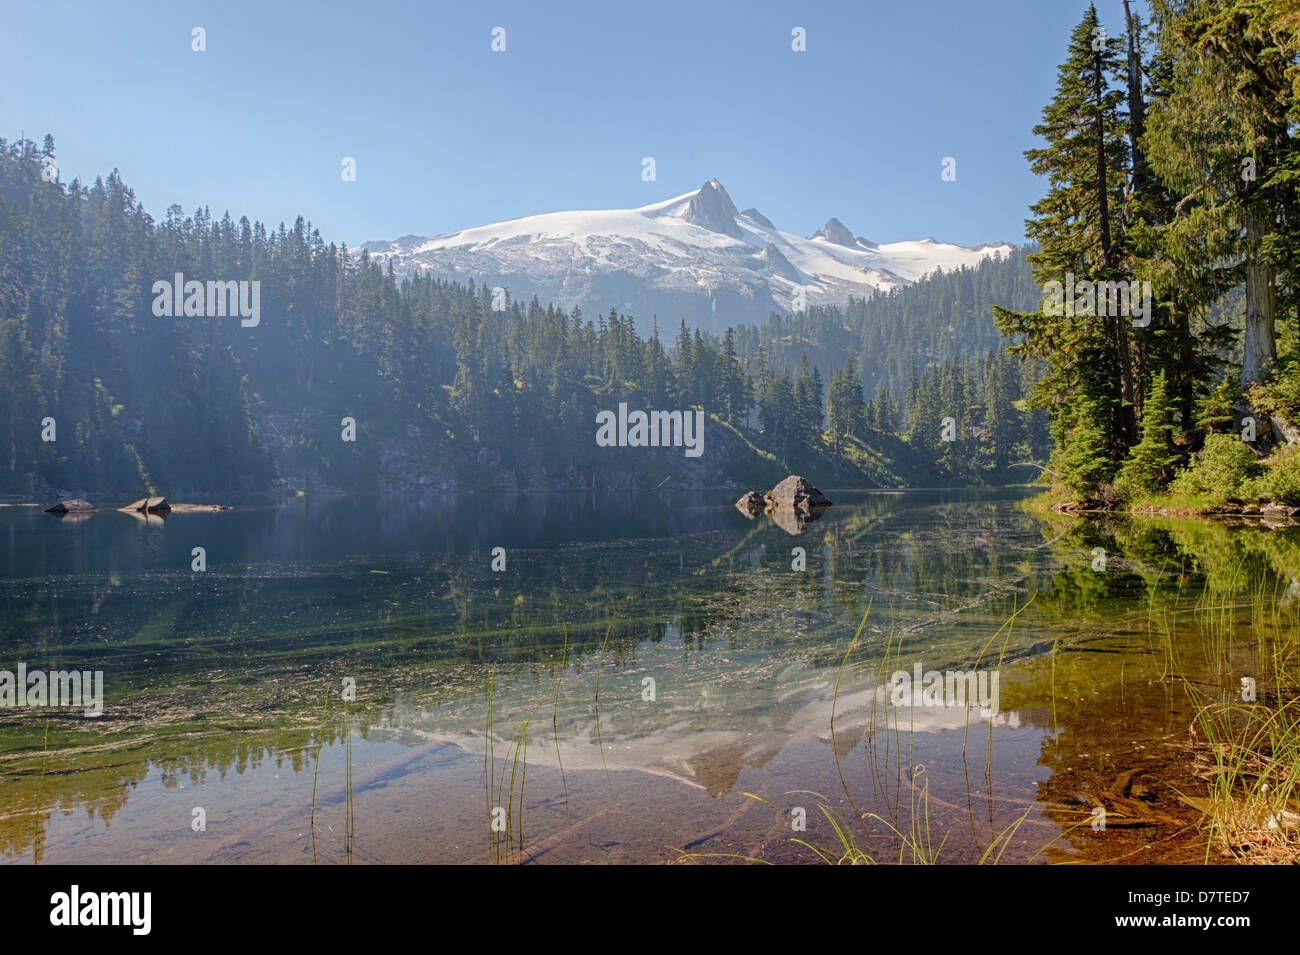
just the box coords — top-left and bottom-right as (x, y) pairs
(2, 0), (1148, 248)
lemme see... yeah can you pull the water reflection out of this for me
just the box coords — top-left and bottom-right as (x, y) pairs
(1, 490), (1293, 863)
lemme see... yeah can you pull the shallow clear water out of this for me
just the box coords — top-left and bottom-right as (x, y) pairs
(0, 489), (1283, 864)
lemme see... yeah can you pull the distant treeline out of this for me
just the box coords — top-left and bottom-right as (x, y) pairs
(732, 248), (1045, 399)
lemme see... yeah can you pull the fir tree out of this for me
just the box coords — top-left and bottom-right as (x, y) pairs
(1117, 370), (1183, 494)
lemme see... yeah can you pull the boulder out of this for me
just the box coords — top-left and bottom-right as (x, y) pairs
(123, 496), (170, 513)
(735, 491), (765, 514)
(766, 475), (831, 510)
(1261, 503), (1300, 517)
(44, 498), (96, 514)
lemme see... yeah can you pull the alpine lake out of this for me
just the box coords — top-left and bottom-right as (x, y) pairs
(1, 487), (1293, 865)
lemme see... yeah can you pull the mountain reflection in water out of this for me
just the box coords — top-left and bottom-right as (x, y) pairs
(1, 488), (1286, 863)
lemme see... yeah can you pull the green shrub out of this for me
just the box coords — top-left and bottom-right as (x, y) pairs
(1169, 432), (1261, 504)
(1198, 377), (1239, 434)
(1243, 448), (1300, 505)
(1053, 394), (1115, 499)
(1251, 354), (1300, 422)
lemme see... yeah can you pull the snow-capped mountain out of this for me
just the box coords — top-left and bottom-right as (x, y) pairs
(358, 179), (1012, 333)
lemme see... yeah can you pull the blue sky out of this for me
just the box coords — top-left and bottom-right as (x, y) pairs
(3, 0), (1147, 248)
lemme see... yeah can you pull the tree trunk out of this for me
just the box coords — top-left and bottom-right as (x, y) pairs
(1114, 312), (1137, 447)
(1122, 0), (1147, 197)
(1175, 300), (1194, 439)
(1094, 53), (1112, 269)
(1093, 43), (1137, 446)
(1241, 207), (1277, 388)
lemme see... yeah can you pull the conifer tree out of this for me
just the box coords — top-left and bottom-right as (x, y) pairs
(995, 4), (1138, 484)
(1054, 394), (1113, 499)
(1145, 0), (1297, 391)
(1117, 370), (1182, 493)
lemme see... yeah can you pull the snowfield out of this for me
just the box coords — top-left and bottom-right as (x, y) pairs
(358, 179), (1013, 332)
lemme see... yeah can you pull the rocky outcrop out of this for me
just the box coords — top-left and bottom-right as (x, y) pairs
(759, 244), (802, 283)
(122, 496), (170, 513)
(767, 475), (832, 510)
(1271, 414), (1300, 447)
(682, 179), (743, 238)
(116, 497), (231, 523)
(1232, 398), (1300, 455)
(734, 476), (831, 532)
(811, 217), (858, 249)
(1261, 503), (1300, 517)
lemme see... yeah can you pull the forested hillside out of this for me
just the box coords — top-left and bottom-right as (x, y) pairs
(733, 248), (1043, 399)
(0, 136), (1047, 498)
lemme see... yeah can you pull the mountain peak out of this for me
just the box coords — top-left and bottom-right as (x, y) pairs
(812, 217), (858, 248)
(682, 179), (742, 238)
(359, 185), (1015, 335)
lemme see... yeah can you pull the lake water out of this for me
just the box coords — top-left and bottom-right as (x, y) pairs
(0, 488), (1286, 864)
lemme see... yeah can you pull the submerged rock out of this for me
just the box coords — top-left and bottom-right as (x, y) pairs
(44, 498), (96, 514)
(767, 475), (831, 510)
(735, 491), (765, 515)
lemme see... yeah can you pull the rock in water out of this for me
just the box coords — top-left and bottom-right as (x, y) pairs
(44, 498), (96, 514)
(123, 496), (170, 513)
(1261, 503), (1300, 517)
(735, 491), (765, 514)
(767, 475), (831, 510)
